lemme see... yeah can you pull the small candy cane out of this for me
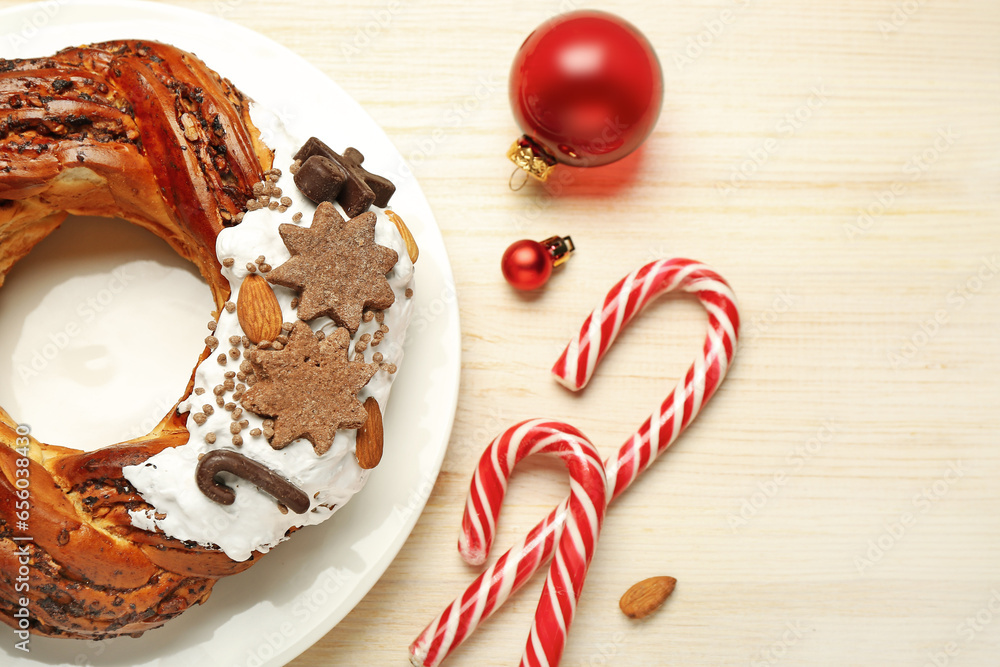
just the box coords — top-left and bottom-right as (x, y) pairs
(460, 419), (607, 666)
(411, 259), (739, 666)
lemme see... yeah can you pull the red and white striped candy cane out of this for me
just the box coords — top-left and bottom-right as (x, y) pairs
(410, 258), (740, 666)
(412, 420), (606, 666)
(552, 257), (739, 500)
(464, 419), (607, 666)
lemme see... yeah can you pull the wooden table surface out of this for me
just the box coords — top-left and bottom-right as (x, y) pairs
(4, 0), (999, 664)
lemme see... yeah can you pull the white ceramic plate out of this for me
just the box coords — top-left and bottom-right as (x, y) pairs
(0, 1), (460, 665)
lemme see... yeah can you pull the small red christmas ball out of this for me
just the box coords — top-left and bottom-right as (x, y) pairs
(509, 10), (663, 171)
(501, 239), (552, 291)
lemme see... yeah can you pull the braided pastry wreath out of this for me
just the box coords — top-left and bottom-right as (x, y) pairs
(0, 40), (415, 639)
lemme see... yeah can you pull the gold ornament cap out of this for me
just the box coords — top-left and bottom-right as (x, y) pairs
(507, 135), (558, 182)
(541, 235), (574, 267)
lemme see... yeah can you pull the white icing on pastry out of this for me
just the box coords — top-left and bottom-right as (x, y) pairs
(123, 104), (414, 561)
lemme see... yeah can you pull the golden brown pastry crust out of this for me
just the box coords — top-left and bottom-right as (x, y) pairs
(0, 40), (273, 639)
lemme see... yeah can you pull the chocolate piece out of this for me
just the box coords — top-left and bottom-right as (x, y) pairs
(293, 155), (347, 205)
(342, 147), (396, 207)
(294, 137), (373, 216)
(292, 135), (337, 166)
(195, 449), (310, 514)
(293, 136), (397, 216)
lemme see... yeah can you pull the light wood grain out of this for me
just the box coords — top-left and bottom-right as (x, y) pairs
(4, 0), (998, 664)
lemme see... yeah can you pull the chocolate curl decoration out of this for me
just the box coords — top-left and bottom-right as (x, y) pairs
(196, 450), (310, 514)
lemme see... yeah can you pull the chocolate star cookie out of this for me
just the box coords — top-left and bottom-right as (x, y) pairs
(267, 202), (398, 333)
(241, 322), (378, 454)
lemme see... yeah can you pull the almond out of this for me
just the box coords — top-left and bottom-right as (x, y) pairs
(385, 209), (418, 263)
(355, 396), (383, 469)
(180, 112), (199, 142)
(237, 273), (283, 344)
(619, 576), (676, 619)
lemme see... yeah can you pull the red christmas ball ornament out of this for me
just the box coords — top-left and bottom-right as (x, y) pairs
(502, 236), (575, 291)
(508, 10), (664, 182)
